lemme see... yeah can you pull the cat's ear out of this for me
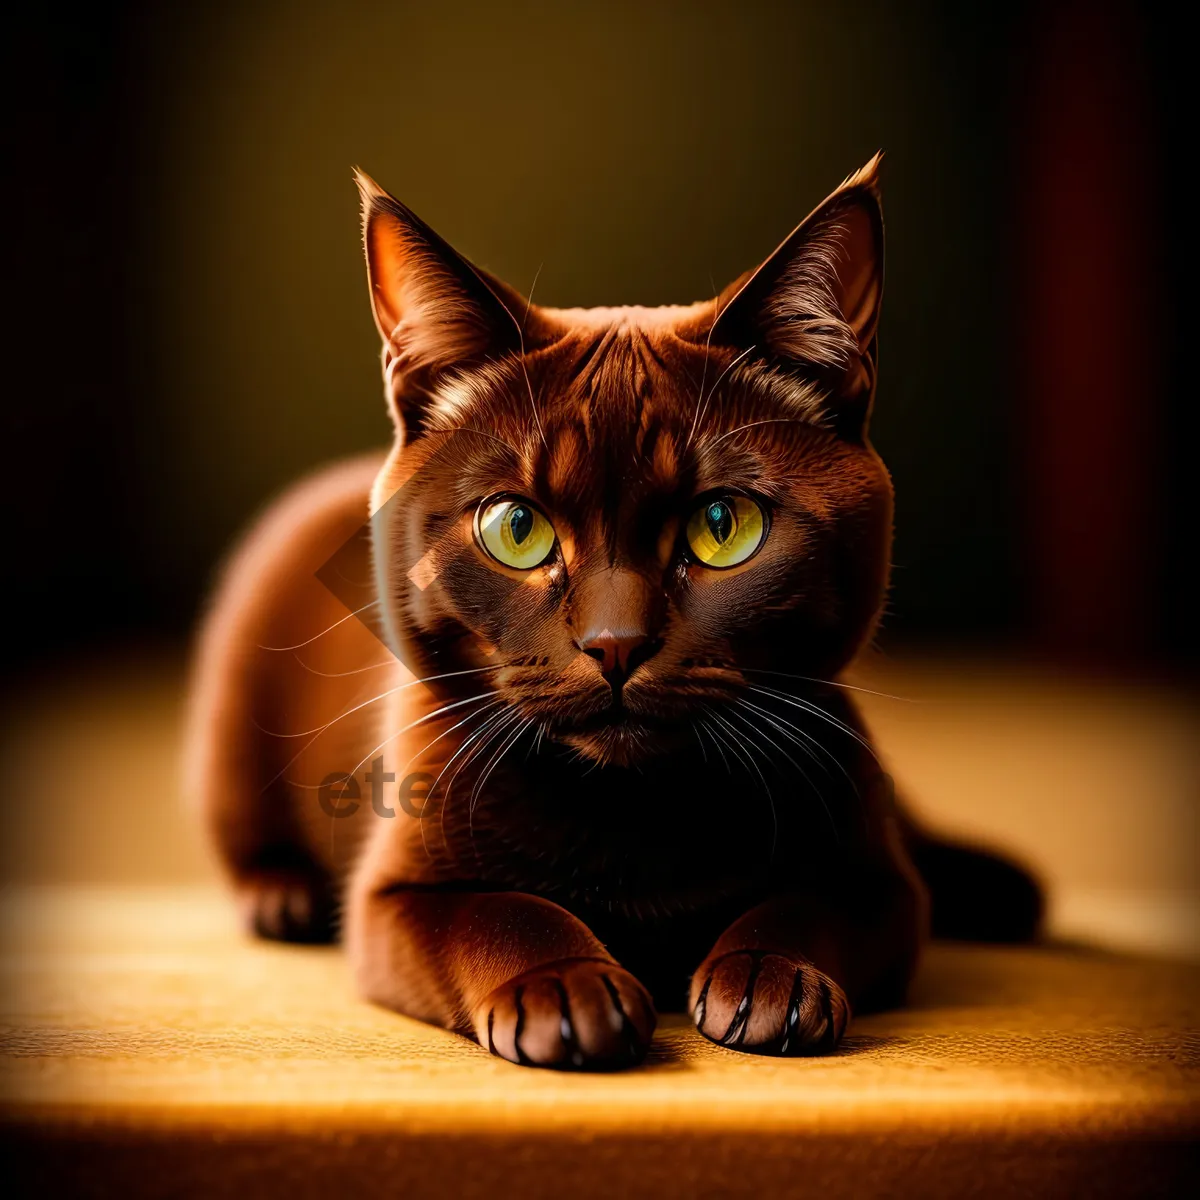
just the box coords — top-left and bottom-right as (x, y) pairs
(355, 169), (530, 432)
(707, 153), (885, 436)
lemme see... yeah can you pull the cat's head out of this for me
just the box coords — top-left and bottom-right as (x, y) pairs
(357, 158), (891, 767)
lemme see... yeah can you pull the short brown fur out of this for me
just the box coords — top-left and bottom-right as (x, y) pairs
(186, 157), (1041, 1068)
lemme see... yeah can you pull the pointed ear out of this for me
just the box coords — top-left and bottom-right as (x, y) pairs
(710, 153), (885, 435)
(355, 169), (528, 432)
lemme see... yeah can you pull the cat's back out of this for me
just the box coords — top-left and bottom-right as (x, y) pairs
(185, 453), (392, 885)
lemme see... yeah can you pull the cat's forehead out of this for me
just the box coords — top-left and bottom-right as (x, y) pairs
(541, 302), (710, 332)
(424, 307), (830, 486)
(428, 314), (709, 437)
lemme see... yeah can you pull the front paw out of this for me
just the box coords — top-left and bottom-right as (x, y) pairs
(475, 958), (655, 1070)
(690, 950), (850, 1056)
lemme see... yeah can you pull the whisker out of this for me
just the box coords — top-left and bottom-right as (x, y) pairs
(734, 696), (868, 844)
(328, 697), (502, 863)
(470, 716), (532, 818)
(690, 343), (757, 450)
(731, 699), (821, 782)
(698, 716), (732, 775)
(403, 700), (506, 792)
(737, 693), (866, 814)
(728, 710), (813, 849)
(488, 265), (547, 452)
(745, 685), (879, 761)
(706, 706), (767, 785)
(430, 706), (515, 854)
(706, 418), (819, 449)
(452, 426), (526, 459)
(730, 699), (840, 844)
(255, 666), (496, 739)
(685, 289), (725, 453)
(429, 705), (514, 861)
(292, 652), (397, 678)
(706, 705), (778, 853)
(738, 667), (916, 703)
(284, 690), (500, 792)
(257, 599), (381, 651)
(400, 699), (505, 783)
(734, 698), (833, 777)
(458, 711), (525, 851)
(524, 262), (544, 320)
(702, 706), (756, 781)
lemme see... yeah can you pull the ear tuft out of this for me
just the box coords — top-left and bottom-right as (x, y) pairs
(760, 218), (862, 372)
(838, 149), (884, 195)
(352, 166), (387, 205)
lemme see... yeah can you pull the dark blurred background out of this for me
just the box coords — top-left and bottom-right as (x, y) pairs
(4, 0), (1192, 680)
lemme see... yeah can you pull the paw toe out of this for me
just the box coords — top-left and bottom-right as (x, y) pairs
(692, 951), (849, 1056)
(479, 958), (654, 1070)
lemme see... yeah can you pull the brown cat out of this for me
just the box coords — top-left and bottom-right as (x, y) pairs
(185, 155), (1041, 1069)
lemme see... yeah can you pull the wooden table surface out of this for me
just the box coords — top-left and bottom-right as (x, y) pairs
(2, 887), (1197, 1198)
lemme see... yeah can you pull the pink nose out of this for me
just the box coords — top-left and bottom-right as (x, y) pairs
(576, 631), (660, 685)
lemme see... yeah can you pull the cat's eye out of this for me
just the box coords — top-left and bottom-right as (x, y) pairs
(685, 495), (767, 569)
(475, 497), (557, 569)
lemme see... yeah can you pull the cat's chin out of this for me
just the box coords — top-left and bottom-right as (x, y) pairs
(555, 719), (685, 768)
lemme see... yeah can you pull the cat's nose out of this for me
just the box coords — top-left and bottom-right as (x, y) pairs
(577, 630), (660, 686)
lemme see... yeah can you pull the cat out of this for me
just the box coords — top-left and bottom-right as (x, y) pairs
(185, 155), (1042, 1069)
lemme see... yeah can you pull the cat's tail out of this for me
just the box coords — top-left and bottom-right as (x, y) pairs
(903, 822), (1045, 943)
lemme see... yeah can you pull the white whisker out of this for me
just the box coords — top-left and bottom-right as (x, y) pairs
(698, 716), (732, 775)
(425, 705), (513, 861)
(257, 599), (381, 651)
(685, 289), (726, 453)
(730, 699), (840, 844)
(256, 666), (496, 739)
(738, 667), (916, 703)
(706, 417), (815, 449)
(745, 685), (878, 760)
(690, 343), (757, 450)
(284, 690), (500, 793)
(430, 706), (516, 855)
(706, 704), (777, 859)
(470, 717), (532, 817)
(292, 652), (396, 678)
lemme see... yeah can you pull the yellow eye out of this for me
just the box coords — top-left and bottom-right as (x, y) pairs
(685, 495), (766, 568)
(475, 497), (557, 569)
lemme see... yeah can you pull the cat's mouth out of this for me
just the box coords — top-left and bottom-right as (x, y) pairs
(564, 703), (635, 732)
(548, 700), (686, 765)
(554, 697), (672, 733)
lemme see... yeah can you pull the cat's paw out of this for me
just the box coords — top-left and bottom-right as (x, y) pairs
(476, 958), (655, 1070)
(690, 950), (850, 1056)
(236, 868), (337, 944)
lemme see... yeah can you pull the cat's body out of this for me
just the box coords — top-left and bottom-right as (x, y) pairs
(187, 157), (1041, 1068)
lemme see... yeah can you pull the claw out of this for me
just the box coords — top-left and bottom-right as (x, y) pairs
(692, 972), (713, 1029)
(512, 984), (532, 1065)
(816, 977), (838, 1053)
(719, 952), (765, 1046)
(601, 973), (646, 1062)
(553, 978), (585, 1067)
(779, 967), (807, 1056)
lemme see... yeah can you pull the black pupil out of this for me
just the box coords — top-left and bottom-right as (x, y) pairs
(508, 505), (534, 545)
(706, 501), (734, 544)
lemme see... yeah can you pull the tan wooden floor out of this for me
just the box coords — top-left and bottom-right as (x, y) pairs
(2, 887), (1197, 1198)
